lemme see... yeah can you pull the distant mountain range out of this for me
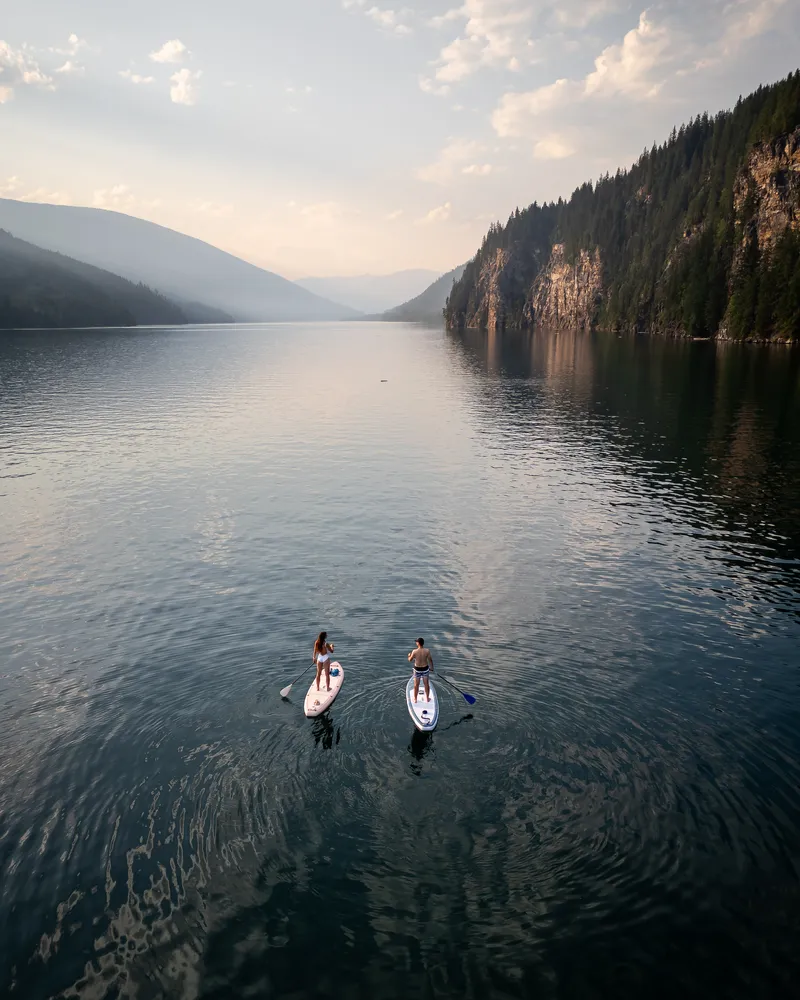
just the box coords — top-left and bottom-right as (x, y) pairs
(380, 264), (467, 323)
(0, 199), (359, 323)
(295, 269), (440, 315)
(0, 229), (188, 329)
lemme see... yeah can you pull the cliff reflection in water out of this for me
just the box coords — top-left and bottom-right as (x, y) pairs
(447, 327), (800, 605)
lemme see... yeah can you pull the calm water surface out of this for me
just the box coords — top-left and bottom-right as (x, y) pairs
(1, 323), (800, 999)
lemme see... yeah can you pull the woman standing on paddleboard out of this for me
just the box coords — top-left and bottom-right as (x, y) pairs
(313, 631), (335, 693)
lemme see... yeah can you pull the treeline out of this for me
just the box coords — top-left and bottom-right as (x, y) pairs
(446, 71), (800, 339)
(0, 229), (187, 329)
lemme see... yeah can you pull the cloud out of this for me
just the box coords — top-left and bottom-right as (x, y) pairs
(55, 60), (85, 76)
(533, 133), (576, 159)
(386, 209), (403, 220)
(92, 184), (162, 212)
(584, 11), (672, 99)
(492, 78), (580, 136)
(170, 68), (201, 105)
(0, 40), (54, 101)
(417, 138), (487, 183)
(416, 202), (452, 225)
(93, 184), (136, 209)
(419, 76), (450, 96)
(462, 163), (493, 175)
(1, 176), (71, 204)
(119, 70), (154, 84)
(49, 33), (88, 57)
(428, 1), (537, 85)
(343, 2), (413, 36)
(150, 39), (188, 64)
(490, 1), (792, 141)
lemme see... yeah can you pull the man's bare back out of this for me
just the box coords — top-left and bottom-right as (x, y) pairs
(409, 646), (433, 671)
(408, 638), (433, 702)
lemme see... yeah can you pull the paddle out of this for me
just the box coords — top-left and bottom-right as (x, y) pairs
(441, 674), (477, 705)
(280, 664), (314, 699)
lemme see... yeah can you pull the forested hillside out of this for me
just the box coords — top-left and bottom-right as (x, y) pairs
(446, 72), (800, 341)
(0, 230), (187, 329)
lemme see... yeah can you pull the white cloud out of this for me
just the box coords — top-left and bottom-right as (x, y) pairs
(429, 1), (537, 85)
(416, 202), (452, 225)
(691, 0), (787, 70)
(533, 133), (576, 159)
(50, 33), (88, 57)
(492, 78), (580, 136)
(344, 2), (413, 36)
(386, 209), (403, 220)
(462, 163), (493, 175)
(585, 11), (672, 99)
(92, 184), (162, 212)
(1, 177), (71, 204)
(93, 184), (135, 209)
(419, 75), (451, 96)
(0, 40), (54, 101)
(55, 60), (85, 76)
(170, 68), (201, 105)
(119, 70), (154, 84)
(150, 39), (188, 64)
(417, 138), (487, 183)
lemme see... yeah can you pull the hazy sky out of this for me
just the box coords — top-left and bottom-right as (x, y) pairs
(1, 1), (798, 278)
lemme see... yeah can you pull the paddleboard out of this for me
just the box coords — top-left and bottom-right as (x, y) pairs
(304, 662), (344, 718)
(406, 674), (439, 732)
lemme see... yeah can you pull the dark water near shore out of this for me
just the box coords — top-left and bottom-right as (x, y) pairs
(1, 323), (800, 1000)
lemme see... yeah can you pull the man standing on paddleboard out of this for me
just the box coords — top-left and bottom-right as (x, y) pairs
(408, 638), (434, 703)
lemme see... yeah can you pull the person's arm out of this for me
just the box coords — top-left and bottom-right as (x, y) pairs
(427, 651), (434, 671)
(407, 651), (414, 662)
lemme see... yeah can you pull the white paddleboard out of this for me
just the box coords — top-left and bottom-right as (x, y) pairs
(406, 675), (439, 731)
(304, 662), (344, 717)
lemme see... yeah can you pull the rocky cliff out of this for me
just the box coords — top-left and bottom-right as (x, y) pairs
(524, 245), (603, 331)
(445, 71), (800, 341)
(734, 128), (800, 254)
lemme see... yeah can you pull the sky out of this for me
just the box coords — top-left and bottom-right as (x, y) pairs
(1, 1), (799, 278)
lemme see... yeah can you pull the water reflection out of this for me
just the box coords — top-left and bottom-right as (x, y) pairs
(1, 324), (799, 999)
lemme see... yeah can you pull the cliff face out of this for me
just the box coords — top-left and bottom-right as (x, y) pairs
(735, 128), (800, 254)
(445, 71), (800, 341)
(464, 248), (534, 332)
(524, 245), (603, 331)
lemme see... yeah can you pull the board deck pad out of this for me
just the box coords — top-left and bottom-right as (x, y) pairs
(304, 662), (344, 717)
(406, 675), (439, 731)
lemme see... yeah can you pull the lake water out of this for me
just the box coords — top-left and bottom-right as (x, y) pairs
(1, 323), (800, 1000)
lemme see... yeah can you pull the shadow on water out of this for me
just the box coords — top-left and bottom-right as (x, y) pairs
(408, 729), (433, 775)
(311, 714), (340, 750)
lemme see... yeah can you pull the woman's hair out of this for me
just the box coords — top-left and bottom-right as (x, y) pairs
(315, 631), (327, 653)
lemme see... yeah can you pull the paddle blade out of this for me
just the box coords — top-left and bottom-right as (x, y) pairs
(280, 684), (293, 699)
(444, 675), (476, 705)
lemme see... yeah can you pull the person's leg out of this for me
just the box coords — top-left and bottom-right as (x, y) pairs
(413, 675), (420, 702)
(315, 661), (322, 691)
(325, 661), (331, 692)
(424, 674), (430, 702)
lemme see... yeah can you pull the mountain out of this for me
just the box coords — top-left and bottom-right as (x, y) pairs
(381, 264), (467, 322)
(0, 200), (360, 323)
(295, 269), (440, 315)
(446, 71), (800, 342)
(0, 229), (188, 329)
